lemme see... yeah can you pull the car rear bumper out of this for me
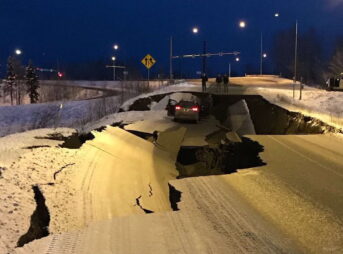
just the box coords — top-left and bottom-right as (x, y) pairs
(175, 112), (199, 121)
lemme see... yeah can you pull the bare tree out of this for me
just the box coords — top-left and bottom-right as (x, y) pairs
(328, 37), (343, 76)
(4, 57), (16, 105)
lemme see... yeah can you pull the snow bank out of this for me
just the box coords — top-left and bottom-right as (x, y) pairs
(256, 85), (343, 130)
(0, 96), (120, 137)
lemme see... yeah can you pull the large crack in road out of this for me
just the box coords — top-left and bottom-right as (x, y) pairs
(17, 185), (50, 248)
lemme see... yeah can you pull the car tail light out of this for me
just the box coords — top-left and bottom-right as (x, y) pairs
(191, 106), (199, 112)
(175, 105), (182, 111)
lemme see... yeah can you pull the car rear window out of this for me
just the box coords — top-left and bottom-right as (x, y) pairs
(179, 101), (197, 108)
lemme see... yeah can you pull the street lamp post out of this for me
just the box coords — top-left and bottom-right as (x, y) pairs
(14, 49), (23, 105)
(293, 20), (298, 99)
(111, 56), (116, 81)
(169, 36), (173, 81)
(260, 33), (263, 75)
(112, 44), (119, 81)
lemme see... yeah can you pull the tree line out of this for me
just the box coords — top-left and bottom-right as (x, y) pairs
(2, 57), (39, 105)
(271, 27), (343, 86)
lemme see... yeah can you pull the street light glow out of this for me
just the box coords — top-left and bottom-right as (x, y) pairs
(235, 57), (240, 62)
(239, 21), (246, 28)
(263, 53), (267, 58)
(15, 49), (22, 55)
(113, 44), (119, 50)
(274, 13), (280, 17)
(192, 27), (199, 34)
(111, 56), (116, 61)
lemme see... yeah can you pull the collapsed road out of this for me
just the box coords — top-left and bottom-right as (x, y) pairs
(2, 90), (343, 254)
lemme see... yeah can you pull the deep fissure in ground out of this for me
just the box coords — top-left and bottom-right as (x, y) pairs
(17, 185), (50, 247)
(125, 92), (340, 135)
(176, 137), (266, 178)
(212, 94), (340, 135)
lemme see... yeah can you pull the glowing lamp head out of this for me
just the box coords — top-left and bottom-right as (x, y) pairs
(113, 44), (119, 50)
(192, 27), (199, 34)
(239, 21), (246, 28)
(15, 49), (22, 55)
(111, 56), (116, 61)
(275, 13), (280, 17)
(263, 53), (267, 58)
(235, 57), (240, 62)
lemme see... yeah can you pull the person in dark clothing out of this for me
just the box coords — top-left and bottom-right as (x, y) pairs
(216, 74), (223, 93)
(201, 73), (208, 92)
(223, 74), (229, 94)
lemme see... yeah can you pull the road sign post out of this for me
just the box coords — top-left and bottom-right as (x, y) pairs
(141, 54), (156, 89)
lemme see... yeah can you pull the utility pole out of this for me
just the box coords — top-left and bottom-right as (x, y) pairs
(293, 20), (298, 99)
(202, 41), (207, 75)
(169, 36), (173, 81)
(260, 32), (263, 75)
(112, 57), (116, 81)
(299, 77), (303, 100)
(229, 63), (231, 78)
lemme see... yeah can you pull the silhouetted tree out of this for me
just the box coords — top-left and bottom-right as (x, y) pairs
(25, 61), (40, 103)
(328, 37), (343, 76)
(272, 27), (324, 84)
(271, 28), (294, 78)
(4, 57), (16, 105)
(297, 28), (324, 84)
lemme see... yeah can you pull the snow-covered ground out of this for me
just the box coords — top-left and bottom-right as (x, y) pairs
(0, 81), (176, 137)
(40, 80), (170, 91)
(0, 96), (120, 137)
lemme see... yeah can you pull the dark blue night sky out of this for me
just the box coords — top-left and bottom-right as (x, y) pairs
(0, 0), (342, 77)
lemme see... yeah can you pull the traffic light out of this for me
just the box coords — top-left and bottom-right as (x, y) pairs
(57, 72), (64, 78)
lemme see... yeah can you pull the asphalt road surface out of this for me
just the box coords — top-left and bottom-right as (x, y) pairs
(16, 128), (343, 254)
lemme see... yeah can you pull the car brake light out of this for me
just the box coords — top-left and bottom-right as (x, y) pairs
(191, 106), (199, 112)
(175, 106), (182, 110)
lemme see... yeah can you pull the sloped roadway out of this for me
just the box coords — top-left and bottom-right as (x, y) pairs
(16, 120), (343, 253)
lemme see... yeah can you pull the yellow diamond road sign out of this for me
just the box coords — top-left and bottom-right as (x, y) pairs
(141, 54), (156, 69)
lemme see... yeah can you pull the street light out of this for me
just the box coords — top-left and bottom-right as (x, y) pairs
(192, 27), (199, 34)
(235, 57), (240, 62)
(239, 21), (246, 28)
(111, 56), (116, 80)
(263, 53), (267, 58)
(15, 49), (22, 55)
(274, 13), (280, 17)
(113, 44), (119, 50)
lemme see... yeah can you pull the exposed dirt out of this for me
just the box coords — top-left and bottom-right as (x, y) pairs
(123, 92), (211, 112)
(0, 166), (6, 178)
(23, 145), (52, 150)
(176, 136), (266, 178)
(17, 185), (50, 247)
(168, 183), (182, 211)
(212, 94), (340, 134)
(35, 132), (95, 149)
(135, 196), (154, 214)
(124, 92), (340, 135)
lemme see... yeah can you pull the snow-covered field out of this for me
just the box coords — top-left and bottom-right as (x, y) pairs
(0, 81), (176, 137)
(0, 96), (120, 137)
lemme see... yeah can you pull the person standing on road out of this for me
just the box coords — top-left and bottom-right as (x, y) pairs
(201, 73), (208, 92)
(223, 74), (229, 94)
(216, 74), (223, 94)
